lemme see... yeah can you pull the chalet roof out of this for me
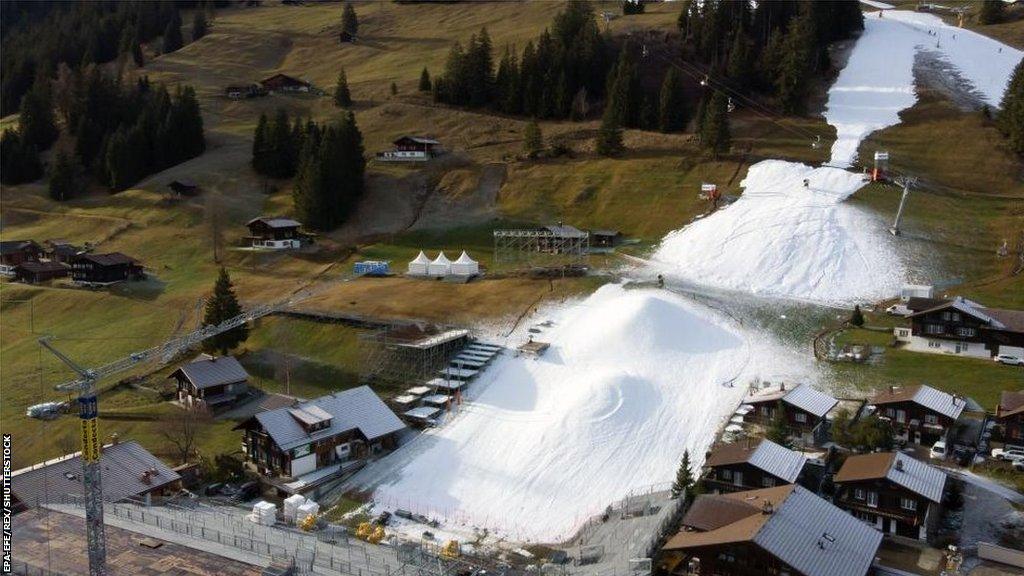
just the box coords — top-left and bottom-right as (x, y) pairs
(16, 261), (68, 274)
(986, 308), (1024, 333)
(744, 383), (838, 418)
(75, 252), (139, 266)
(251, 386), (405, 451)
(47, 243), (81, 257)
(11, 441), (180, 507)
(834, 452), (946, 503)
(904, 297), (948, 312)
(540, 223), (588, 238)
(170, 355), (249, 390)
(909, 296), (1004, 327)
(869, 384), (965, 421)
(704, 438), (806, 483)
(665, 485), (882, 576)
(0, 240), (40, 254)
(997, 390), (1024, 419)
(590, 229), (621, 237)
(259, 73), (309, 87)
(246, 216), (302, 229)
(394, 136), (440, 145)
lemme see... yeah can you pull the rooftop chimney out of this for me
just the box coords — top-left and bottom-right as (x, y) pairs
(110, 433), (119, 445)
(780, 383), (786, 391)
(895, 458), (904, 472)
(761, 500), (774, 515)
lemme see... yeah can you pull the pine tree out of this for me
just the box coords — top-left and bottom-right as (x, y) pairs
(658, 68), (688, 133)
(766, 401), (791, 447)
(700, 92), (731, 158)
(998, 59), (1024, 155)
(419, 68), (431, 92)
(850, 304), (865, 327)
(132, 36), (145, 67)
(18, 81), (59, 151)
(523, 119), (543, 158)
(163, 9), (184, 54)
(671, 449), (694, 499)
(334, 111), (366, 225)
(252, 113), (269, 173)
(774, 6), (816, 114)
(334, 69), (352, 107)
(0, 130), (43, 185)
(48, 150), (86, 201)
(202, 268), (249, 355)
(640, 92), (658, 131)
(979, 0), (1005, 25)
(342, 2), (359, 37)
(390, 82), (398, 96)
(192, 10), (209, 42)
(596, 106), (624, 157)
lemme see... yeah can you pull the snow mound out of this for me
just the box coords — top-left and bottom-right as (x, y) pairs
(652, 160), (905, 304)
(349, 285), (813, 543)
(827, 10), (1023, 167)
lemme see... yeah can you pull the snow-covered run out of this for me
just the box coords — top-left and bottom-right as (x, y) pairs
(827, 9), (1024, 167)
(652, 8), (1022, 303)
(654, 160), (905, 303)
(351, 285), (815, 543)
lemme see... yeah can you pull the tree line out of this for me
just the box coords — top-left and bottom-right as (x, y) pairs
(252, 109), (367, 231)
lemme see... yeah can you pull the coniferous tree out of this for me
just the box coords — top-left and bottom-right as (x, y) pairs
(202, 268), (249, 355)
(774, 6), (817, 114)
(701, 91), (731, 158)
(334, 69), (352, 107)
(192, 10), (209, 42)
(252, 113), (269, 174)
(419, 68), (431, 92)
(671, 450), (694, 499)
(979, 0), (1005, 25)
(659, 68), (688, 133)
(342, 2), (359, 37)
(850, 304), (865, 327)
(390, 82), (398, 96)
(766, 402), (791, 447)
(596, 106), (624, 157)
(18, 81), (58, 151)
(640, 92), (659, 131)
(523, 119), (543, 158)
(163, 9), (184, 54)
(998, 59), (1024, 155)
(48, 150), (87, 201)
(131, 36), (146, 67)
(0, 130), (43, 185)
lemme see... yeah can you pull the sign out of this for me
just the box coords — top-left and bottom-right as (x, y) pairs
(80, 418), (100, 463)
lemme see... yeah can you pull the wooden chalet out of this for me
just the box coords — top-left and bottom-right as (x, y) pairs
(259, 74), (311, 93)
(868, 384), (966, 446)
(70, 252), (144, 285)
(894, 296), (1024, 359)
(14, 261), (69, 284)
(741, 383), (838, 442)
(43, 239), (82, 264)
(660, 485), (882, 576)
(245, 216), (308, 249)
(589, 229), (622, 248)
(702, 438), (807, 493)
(377, 136), (443, 161)
(237, 386), (405, 480)
(170, 355), (250, 411)
(0, 240), (42, 276)
(996, 390), (1024, 444)
(833, 451), (947, 540)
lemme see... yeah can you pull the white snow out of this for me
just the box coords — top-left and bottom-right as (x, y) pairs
(350, 285), (815, 543)
(827, 9), (1023, 167)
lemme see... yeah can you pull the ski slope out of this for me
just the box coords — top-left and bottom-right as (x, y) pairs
(653, 9), (1021, 304)
(350, 285), (814, 543)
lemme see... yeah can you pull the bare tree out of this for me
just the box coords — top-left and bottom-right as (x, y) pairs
(161, 409), (211, 464)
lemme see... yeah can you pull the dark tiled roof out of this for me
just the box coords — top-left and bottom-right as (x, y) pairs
(16, 261), (68, 274)
(834, 452), (946, 503)
(76, 252), (139, 266)
(0, 240), (40, 254)
(246, 216), (302, 229)
(12, 441), (180, 507)
(170, 356), (249, 390)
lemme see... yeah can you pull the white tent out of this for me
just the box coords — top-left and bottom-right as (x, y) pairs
(428, 252), (452, 277)
(408, 251), (430, 276)
(451, 251), (479, 276)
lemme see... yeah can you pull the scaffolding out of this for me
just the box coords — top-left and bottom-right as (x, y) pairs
(359, 323), (470, 386)
(493, 225), (589, 271)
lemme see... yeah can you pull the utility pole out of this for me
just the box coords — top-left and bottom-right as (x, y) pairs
(890, 176), (916, 236)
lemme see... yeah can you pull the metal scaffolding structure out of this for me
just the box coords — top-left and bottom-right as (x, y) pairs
(493, 225), (590, 270)
(359, 323), (470, 385)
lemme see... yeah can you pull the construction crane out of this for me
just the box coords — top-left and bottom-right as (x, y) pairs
(38, 272), (359, 575)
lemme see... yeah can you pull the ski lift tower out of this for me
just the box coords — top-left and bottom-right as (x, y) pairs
(890, 175), (917, 236)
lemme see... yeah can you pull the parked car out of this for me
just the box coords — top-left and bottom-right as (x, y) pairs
(991, 448), (1024, 462)
(929, 440), (947, 460)
(1014, 460), (1024, 472)
(886, 304), (911, 316)
(994, 353), (1024, 366)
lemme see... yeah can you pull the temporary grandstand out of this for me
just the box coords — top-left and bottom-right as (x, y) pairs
(359, 323), (470, 385)
(493, 222), (589, 270)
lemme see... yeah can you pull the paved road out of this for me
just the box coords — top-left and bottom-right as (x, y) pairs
(946, 470), (1024, 505)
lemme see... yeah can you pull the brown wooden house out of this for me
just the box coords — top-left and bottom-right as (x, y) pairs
(702, 438), (807, 493)
(70, 252), (144, 284)
(0, 240), (42, 276)
(659, 485), (882, 576)
(170, 355), (250, 411)
(14, 261), (69, 284)
(833, 451), (947, 541)
(868, 384), (966, 446)
(996, 390), (1024, 444)
(894, 296), (1024, 359)
(377, 136), (443, 161)
(43, 239), (82, 264)
(742, 383), (838, 442)
(245, 216), (307, 249)
(237, 386), (405, 480)
(259, 74), (311, 93)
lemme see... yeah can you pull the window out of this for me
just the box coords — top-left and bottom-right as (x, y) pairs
(794, 412), (807, 423)
(896, 410), (906, 424)
(925, 324), (945, 335)
(721, 469), (732, 481)
(901, 498), (917, 511)
(762, 406), (771, 416)
(733, 471), (744, 486)
(956, 327), (976, 338)
(924, 414), (938, 425)
(855, 488), (865, 500)
(942, 312), (951, 321)
(886, 408), (895, 418)
(867, 491), (879, 508)
(950, 313), (961, 322)
(762, 477), (775, 488)
(928, 341), (942, 349)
